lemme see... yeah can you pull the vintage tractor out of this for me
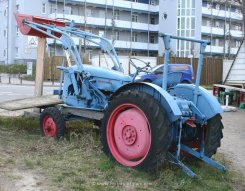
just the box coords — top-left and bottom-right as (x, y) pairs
(14, 13), (225, 177)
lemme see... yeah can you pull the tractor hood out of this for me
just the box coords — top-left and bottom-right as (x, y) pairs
(73, 65), (132, 82)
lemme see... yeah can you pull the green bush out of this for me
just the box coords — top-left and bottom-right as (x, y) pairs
(0, 64), (27, 74)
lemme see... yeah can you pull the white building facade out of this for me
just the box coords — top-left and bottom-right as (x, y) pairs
(0, 0), (243, 64)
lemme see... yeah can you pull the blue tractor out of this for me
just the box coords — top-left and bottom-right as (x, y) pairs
(15, 13), (225, 177)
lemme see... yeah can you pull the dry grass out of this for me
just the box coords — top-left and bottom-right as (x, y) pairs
(0, 116), (244, 191)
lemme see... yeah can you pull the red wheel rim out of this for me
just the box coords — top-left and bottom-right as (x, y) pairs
(107, 104), (151, 167)
(43, 115), (57, 137)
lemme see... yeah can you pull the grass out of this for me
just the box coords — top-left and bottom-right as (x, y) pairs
(0, 116), (244, 191)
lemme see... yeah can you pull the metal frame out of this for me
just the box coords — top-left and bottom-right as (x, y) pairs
(160, 33), (226, 178)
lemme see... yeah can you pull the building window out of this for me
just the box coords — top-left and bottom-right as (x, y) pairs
(150, 0), (156, 5)
(15, 47), (19, 58)
(99, 30), (104, 37)
(150, 35), (155, 43)
(3, 50), (6, 57)
(4, 29), (6, 37)
(215, 38), (219, 46)
(215, 21), (220, 28)
(42, 3), (46, 14)
(16, 26), (19, 36)
(131, 33), (137, 42)
(132, 14), (138, 22)
(64, 6), (72, 15)
(16, 4), (19, 12)
(132, 51), (137, 56)
(207, 3), (212, 9)
(114, 11), (119, 20)
(215, 4), (220, 10)
(115, 31), (119, 40)
(150, 17), (155, 24)
(177, 0), (196, 57)
(235, 40), (241, 47)
(4, 8), (7, 16)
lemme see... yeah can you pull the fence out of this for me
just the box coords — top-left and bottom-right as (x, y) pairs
(44, 56), (223, 86)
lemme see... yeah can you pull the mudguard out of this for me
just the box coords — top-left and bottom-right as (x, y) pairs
(169, 84), (223, 120)
(111, 82), (182, 122)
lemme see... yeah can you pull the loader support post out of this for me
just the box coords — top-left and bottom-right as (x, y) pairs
(35, 37), (46, 97)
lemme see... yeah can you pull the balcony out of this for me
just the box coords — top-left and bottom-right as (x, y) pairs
(205, 45), (238, 55)
(47, 37), (158, 51)
(202, 7), (242, 21)
(49, 0), (159, 13)
(201, 26), (243, 38)
(49, 13), (159, 32)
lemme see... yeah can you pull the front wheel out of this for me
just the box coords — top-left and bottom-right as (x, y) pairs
(101, 90), (171, 172)
(40, 107), (66, 139)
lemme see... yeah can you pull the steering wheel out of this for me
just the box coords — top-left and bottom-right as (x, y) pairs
(129, 58), (152, 73)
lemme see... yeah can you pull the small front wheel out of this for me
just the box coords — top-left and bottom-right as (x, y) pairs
(40, 107), (66, 139)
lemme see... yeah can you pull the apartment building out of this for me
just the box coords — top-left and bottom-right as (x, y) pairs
(202, 0), (243, 59)
(0, 0), (243, 64)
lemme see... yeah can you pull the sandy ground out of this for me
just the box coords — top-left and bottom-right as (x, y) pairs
(220, 110), (245, 176)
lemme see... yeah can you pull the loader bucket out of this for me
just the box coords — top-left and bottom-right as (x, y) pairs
(14, 13), (65, 38)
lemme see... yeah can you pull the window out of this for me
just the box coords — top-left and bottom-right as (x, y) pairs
(150, 35), (155, 43)
(16, 4), (19, 12)
(114, 11), (119, 20)
(235, 40), (241, 47)
(4, 29), (6, 37)
(216, 4), (220, 10)
(4, 8), (7, 16)
(207, 3), (212, 9)
(150, 0), (156, 5)
(215, 38), (219, 46)
(99, 31), (104, 37)
(15, 47), (19, 58)
(115, 31), (119, 40)
(132, 51), (137, 56)
(132, 14), (138, 22)
(16, 26), (19, 36)
(42, 3), (46, 14)
(150, 17), (155, 24)
(131, 33), (137, 42)
(215, 21), (220, 28)
(64, 6), (72, 14)
(3, 50), (6, 57)
(86, 8), (92, 17)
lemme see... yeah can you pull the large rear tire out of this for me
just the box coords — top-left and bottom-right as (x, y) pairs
(204, 114), (224, 157)
(101, 90), (171, 172)
(183, 114), (223, 157)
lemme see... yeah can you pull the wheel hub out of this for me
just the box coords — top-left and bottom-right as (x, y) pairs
(43, 116), (57, 137)
(122, 125), (137, 145)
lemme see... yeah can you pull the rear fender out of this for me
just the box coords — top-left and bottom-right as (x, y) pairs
(111, 82), (182, 122)
(169, 84), (223, 120)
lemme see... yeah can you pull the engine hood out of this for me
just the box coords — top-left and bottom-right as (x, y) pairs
(73, 65), (132, 82)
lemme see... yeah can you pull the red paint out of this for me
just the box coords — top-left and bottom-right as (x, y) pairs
(186, 118), (196, 128)
(43, 115), (57, 137)
(107, 104), (151, 167)
(14, 13), (65, 38)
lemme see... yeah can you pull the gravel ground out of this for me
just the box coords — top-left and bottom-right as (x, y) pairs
(219, 110), (245, 176)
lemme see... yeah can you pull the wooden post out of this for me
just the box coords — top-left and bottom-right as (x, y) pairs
(35, 37), (46, 97)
